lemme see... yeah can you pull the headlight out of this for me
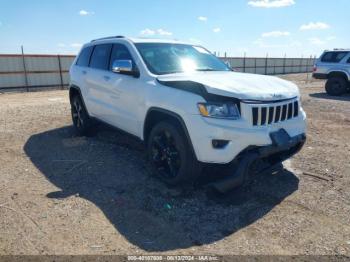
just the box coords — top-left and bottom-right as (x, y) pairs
(197, 102), (240, 120)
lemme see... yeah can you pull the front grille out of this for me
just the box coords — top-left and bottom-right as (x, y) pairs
(252, 100), (299, 126)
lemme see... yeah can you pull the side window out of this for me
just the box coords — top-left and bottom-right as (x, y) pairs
(109, 44), (134, 70)
(76, 46), (93, 67)
(321, 52), (332, 62)
(90, 44), (112, 70)
(321, 52), (348, 63)
(335, 52), (348, 62)
(347, 57), (350, 63)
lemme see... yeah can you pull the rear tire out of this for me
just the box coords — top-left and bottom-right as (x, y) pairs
(325, 77), (347, 96)
(147, 121), (202, 185)
(71, 95), (94, 136)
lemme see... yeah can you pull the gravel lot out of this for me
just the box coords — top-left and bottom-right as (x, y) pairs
(0, 74), (349, 255)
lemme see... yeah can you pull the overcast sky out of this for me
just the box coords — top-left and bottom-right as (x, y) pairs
(0, 0), (349, 57)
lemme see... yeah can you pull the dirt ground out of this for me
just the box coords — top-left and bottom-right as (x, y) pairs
(0, 74), (349, 255)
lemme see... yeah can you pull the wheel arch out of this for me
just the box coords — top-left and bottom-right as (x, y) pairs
(69, 85), (90, 116)
(143, 107), (198, 160)
(327, 71), (349, 81)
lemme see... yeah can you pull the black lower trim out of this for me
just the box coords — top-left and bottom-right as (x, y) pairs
(258, 131), (306, 162)
(312, 73), (328, 80)
(211, 130), (306, 193)
(211, 152), (259, 193)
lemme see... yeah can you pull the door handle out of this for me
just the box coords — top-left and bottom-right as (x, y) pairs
(82, 70), (87, 75)
(103, 75), (110, 81)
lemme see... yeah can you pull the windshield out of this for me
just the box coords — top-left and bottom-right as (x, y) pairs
(135, 43), (231, 75)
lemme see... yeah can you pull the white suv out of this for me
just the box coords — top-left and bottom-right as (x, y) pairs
(313, 49), (350, 96)
(69, 36), (306, 192)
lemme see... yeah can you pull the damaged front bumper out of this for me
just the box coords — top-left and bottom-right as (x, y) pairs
(211, 129), (306, 193)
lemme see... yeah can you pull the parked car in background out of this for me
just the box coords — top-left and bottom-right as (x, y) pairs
(69, 36), (307, 193)
(313, 49), (350, 96)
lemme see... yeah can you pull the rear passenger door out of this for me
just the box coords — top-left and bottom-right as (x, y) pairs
(85, 44), (113, 120)
(72, 46), (94, 112)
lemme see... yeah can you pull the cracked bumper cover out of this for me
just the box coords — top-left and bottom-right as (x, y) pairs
(211, 129), (306, 193)
(186, 110), (307, 164)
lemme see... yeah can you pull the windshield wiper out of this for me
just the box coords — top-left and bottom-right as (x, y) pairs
(160, 68), (223, 75)
(195, 68), (218, 71)
(161, 71), (184, 75)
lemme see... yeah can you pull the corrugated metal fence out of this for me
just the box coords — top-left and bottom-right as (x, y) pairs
(0, 54), (315, 91)
(0, 54), (75, 91)
(221, 56), (316, 75)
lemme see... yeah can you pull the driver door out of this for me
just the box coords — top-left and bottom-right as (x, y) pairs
(102, 43), (141, 136)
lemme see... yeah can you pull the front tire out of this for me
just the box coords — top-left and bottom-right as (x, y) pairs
(325, 77), (347, 96)
(147, 121), (202, 185)
(71, 95), (93, 136)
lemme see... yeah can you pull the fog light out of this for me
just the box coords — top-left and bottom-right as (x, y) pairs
(212, 139), (229, 149)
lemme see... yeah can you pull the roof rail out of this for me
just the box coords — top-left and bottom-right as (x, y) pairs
(91, 36), (125, 42)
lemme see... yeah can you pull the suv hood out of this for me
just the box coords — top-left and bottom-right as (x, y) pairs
(157, 71), (299, 101)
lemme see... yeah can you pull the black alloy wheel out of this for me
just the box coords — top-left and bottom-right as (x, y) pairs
(147, 121), (202, 185)
(72, 97), (84, 129)
(151, 129), (181, 178)
(71, 96), (93, 135)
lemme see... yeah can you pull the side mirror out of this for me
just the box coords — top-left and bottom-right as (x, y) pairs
(112, 60), (139, 77)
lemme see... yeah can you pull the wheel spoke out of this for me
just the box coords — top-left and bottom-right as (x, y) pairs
(164, 131), (174, 144)
(151, 148), (162, 162)
(74, 100), (79, 110)
(151, 130), (182, 179)
(168, 149), (178, 157)
(167, 158), (177, 176)
(153, 135), (166, 151)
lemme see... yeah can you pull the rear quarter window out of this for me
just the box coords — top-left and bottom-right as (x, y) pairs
(76, 46), (94, 67)
(321, 52), (349, 63)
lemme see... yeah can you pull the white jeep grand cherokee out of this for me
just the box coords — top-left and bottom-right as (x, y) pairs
(69, 36), (306, 192)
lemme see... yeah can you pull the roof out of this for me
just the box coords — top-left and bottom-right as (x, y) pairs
(90, 36), (193, 45)
(129, 37), (191, 45)
(324, 49), (350, 52)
